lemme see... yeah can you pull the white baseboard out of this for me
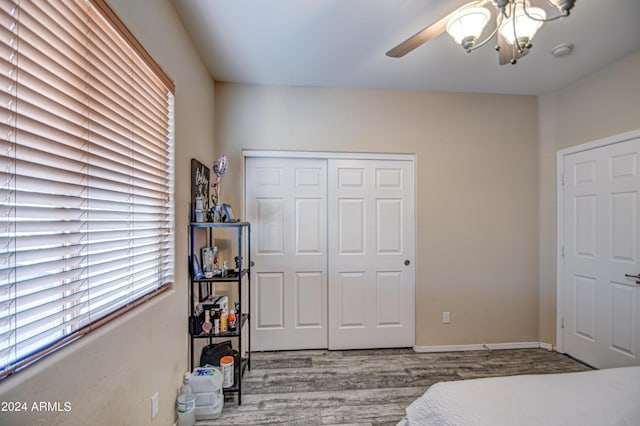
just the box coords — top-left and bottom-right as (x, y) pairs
(539, 342), (553, 351)
(413, 342), (554, 353)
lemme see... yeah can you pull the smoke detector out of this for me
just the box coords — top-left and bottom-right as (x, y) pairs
(551, 42), (574, 57)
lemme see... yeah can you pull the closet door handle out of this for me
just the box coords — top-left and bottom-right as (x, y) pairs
(625, 274), (640, 285)
(404, 259), (411, 266)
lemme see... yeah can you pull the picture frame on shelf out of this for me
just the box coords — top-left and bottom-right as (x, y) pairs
(201, 246), (216, 278)
(190, 254), (203, 279)
(222, 203), (237, 222)
(190, 159), (210, 222)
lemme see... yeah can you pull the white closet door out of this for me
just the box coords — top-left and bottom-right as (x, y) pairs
(328, 159), (415, 349)
(562, 136), (640, 368)
(245, 157), (327, 350)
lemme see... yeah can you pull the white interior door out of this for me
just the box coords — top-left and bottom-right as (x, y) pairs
(562, 136), (640, 368)
(328, 159), (415, 349)
(245, 157), (327, 351)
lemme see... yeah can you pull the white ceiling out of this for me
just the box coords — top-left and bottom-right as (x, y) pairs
(170, 0), (640, 96)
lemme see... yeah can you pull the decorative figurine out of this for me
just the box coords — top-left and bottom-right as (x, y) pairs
(210, 155), (227, 209)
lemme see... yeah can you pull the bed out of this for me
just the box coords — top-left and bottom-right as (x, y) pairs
(398, 366), (640, 426)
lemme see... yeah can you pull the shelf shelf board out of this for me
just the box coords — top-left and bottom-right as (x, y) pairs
(191, 314), (249, 338)
(190, 221), (250, 228)
(192, 269), (248, 283)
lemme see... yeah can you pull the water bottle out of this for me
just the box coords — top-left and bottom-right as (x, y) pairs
(194, 197), (204, 222)
(176, 372), (196, 426)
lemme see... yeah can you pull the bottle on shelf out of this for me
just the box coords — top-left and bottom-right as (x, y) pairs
(176, 373), (196, 426)
(228, 310), (236, 331)
(220, 310), (228, 333)
(194, 197), (204, 223)
(213, 310), (220, 334)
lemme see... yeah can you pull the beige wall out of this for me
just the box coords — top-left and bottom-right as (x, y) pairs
(538, 50), (640, 344)
(215, 84), (540, 347)
(0, 1), (215, 425)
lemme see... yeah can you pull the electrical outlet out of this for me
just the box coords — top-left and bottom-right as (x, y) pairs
(442, 311), (450, 324)
(151, 392), (159, 419)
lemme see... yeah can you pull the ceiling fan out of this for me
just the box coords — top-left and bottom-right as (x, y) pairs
(386, 0), (576, 65)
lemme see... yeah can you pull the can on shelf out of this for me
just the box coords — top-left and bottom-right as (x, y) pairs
(220, 355), (234, 388)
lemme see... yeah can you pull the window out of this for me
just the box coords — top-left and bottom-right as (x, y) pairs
(0, 0), (175, 378)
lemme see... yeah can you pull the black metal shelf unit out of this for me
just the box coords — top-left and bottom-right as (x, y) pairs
(188, 221), (251, 404)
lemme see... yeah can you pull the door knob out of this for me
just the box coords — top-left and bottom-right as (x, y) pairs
(404, 259), (410, 266)
(625, 274), (640, 285)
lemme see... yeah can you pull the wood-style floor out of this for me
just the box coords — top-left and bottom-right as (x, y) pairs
(201, 348), (591, 425)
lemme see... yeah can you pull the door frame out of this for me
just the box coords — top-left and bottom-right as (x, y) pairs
(243, 150), (417, 349)
(556, 128), (640, 353)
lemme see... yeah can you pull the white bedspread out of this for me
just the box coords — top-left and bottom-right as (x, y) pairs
(400, 367), (640, 426)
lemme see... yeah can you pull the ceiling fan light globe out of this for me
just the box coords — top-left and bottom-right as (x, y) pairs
(446, 6), (491, 48)
(499, 3), (546, 45)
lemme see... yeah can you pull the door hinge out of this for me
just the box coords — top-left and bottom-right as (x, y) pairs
(561, 246), (565, 257)
(561, 174), (565, 187)
(561, 318), (565, 329)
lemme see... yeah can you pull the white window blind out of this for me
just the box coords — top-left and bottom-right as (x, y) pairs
(0, 0), (175, 378)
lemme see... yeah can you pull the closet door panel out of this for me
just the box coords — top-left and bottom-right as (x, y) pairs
(328, 159), (415, 349)
(246, 157), (328, 350)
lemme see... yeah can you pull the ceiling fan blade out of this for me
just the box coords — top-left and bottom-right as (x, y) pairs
(498, 33), (530, 65)
(386, 11), (456, 58)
